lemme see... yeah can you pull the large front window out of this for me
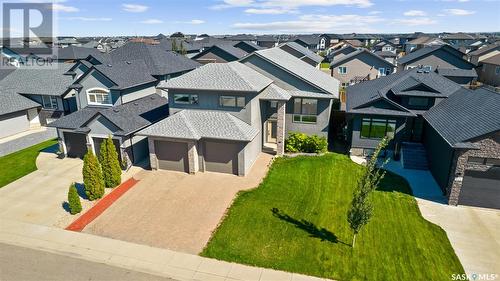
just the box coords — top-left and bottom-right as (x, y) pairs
(293, 98), (317, 124)
(41, 95), (58, 109)
(219, 95), (245, 108)
(360, 118), (396, 139)
(174, 94), (199, 105)
(87, 88), (111, 105)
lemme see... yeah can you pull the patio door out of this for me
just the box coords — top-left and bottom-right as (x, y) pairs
(266, 120), (277, 144)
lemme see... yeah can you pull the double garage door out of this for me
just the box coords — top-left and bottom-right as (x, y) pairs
(154, 140), (241, 175)
(458, 168), (500, 209)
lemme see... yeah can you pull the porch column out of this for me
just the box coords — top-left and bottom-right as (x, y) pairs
(187, 141), (199, 174)
(148, 138), (158, 170)
(85, 135), (93, 155)
(276, 101), (286, 156)
(120, 141), (131, 170)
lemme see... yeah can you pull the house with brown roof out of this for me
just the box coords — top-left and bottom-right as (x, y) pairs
(477, 53), (500, 87)
(468, 43), (500, 65)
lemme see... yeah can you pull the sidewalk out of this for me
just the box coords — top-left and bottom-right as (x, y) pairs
(0, 218), (331, 281)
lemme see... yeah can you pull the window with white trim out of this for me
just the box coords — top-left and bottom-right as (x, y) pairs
(378, 68), (385, 76)
(338, 66), (347, 74)
(87, 88), (111, 105)
(42, 95), (58, 109)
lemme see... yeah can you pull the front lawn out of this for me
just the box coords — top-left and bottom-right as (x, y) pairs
(202, 154), (464, 281)
(0, 139), (58, 188)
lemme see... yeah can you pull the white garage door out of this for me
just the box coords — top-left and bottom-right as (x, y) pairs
(0, 111), (29, 139)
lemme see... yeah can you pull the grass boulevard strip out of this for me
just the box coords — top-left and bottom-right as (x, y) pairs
(202, 153), (465, 281)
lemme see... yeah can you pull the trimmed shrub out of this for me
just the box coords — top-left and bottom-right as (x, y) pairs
(285, 132), (328, 154)
(99, 136), (122, 188)
(83, 150), (105, 201)
(67, 183), (82, 215)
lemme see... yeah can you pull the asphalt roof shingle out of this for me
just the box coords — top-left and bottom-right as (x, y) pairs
(158, 61), (273, 92)
(0, 90), (40, 115)
(94, 60), (158, 90)
(138, 109), (259, 142)
(280, 42), (323, 64)
(424, 88), (500, 147)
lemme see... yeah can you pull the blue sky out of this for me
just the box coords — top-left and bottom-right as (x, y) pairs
(4, 0), (500, 36)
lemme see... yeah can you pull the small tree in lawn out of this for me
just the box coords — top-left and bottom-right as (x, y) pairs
(67, 183), (82, 215)
(82, 150), (105, 200)
(99, 136), (121, 188)
(347, 137), (390, 248)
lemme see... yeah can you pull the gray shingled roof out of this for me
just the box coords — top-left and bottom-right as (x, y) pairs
(0, 90), (40, 116)
(251, 48), (338, 97)
(158, 61), (272, 92)
(435, 68), (478, 78)
(424, 88), (500, 148)
(374, 51), (397, 57)
(346, 68), (462, 115)
(398, 45), (468, 65)
(330, 48), (394, 68)
(93, 60), (158, 90)
(48, 94), (168, 136)
(481, 53), (500, 65)
(192, 44), (248, 60)
(468, 43), (500, 56)
(138, 110), (258, 142)
(260, 84), (292, 101)
(0, 64), (74, 97)
(280, 42), (323, 64)
(56, 46), (107, 61)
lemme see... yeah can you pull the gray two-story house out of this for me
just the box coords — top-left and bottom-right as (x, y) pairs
(139, 48), (338, 176)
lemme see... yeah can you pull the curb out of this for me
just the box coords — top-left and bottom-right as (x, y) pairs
(66, 177), (139, 232)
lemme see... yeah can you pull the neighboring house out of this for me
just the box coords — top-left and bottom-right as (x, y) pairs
(330, 48), (395, 88)
(291, 35), (320, 51)
(54, 37), (81, 48)
(191, 44), (248, 64)
(256, 35), (279, 48)
(48, 94), (168, 167)
(423, 88), (500, 209)
(318, 34), (342, 50)
(327, 45), (357, 61)
(342, 34), (380, 47)
(0, 86), (40, 138)
(374, 51), (398, 65)
(468, 43), (500, 65)
(278, 42), (323, 67)
(55, 46), (107, 62)
(140, 48), (338, 176)
(404, 36), (445, 54)
(397, 45), (477, 86)
(0, 64), (76, 125)
(441, 33), (476, 48)
(477, 54), (500, 87)
(373, 40), (397, 53)
(232, 41), (263, 53)
(345, 68), (463, 157)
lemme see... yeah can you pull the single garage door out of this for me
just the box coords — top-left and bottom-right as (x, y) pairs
(204, 140), (241, 175)
(0, 111), (29, 139)
(93, 137), (122, 162)
(458, 168), (500, 209)
(64, 132), (87, 158)
(155, 140), (188, 172)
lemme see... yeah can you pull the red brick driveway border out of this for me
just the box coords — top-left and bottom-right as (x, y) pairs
(66, 177), (139, 232)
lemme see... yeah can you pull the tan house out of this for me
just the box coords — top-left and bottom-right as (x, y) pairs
(478, 53), (500, 87)
(468, 43), (500, 65)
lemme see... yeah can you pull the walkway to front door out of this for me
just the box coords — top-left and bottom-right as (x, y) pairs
(264, 120), (277, 151)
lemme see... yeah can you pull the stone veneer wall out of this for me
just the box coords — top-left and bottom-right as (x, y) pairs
(447, 132), (500, 205)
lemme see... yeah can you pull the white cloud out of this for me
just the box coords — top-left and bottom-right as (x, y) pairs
(140, 19), (163, 24)
(392, 17), (437, 26)
(368, 11), (381, 15)
(51, 3), (79, 12)
(403, 10), (426, 16)
(122, 4), (148, 13)
(233, 14), (382, 33)
(245, 8), (297, 14)
(63, 17), (112, 21)
(175, 19), (205, 24)
(443, 8), (475, 15)
(212, 0), (373, 10)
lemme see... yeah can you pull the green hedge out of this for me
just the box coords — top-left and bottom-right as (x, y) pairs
(285, 132), (328, 154)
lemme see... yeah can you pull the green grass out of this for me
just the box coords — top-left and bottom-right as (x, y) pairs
(202, 154), (464, 281)
(0, 139), (58, 188)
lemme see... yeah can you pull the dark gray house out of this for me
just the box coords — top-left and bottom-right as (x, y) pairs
(423, 88), (500, 209)
(191, 44), (248, 64)
(278, 42), (323, 67)
(397, 45), (477, 86)
(345, 68), (462, 157)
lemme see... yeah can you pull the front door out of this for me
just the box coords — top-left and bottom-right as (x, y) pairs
(266, 120), (277, 144)
(410, 117), (424, 142)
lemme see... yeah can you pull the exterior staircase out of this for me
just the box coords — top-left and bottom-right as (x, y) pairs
(401, 142), (429, 170)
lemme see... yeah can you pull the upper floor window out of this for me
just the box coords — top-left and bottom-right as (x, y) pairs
(360, 118), (396, 139)
(174, 94), (198, 105)
(378, 68), (386, 76)
(42, 95), (58, 109)
(338, 66), (347, 74)
(87, 88), (111, 105)
(293, 98), (317, 124)
(408, 97), (429, 107)
(220, 95), (245, 108)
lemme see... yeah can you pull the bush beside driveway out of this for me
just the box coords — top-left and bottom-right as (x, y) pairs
(202, 153), (464, 281)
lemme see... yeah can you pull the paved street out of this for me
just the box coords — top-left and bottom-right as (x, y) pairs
(0, 127), (57, 157)
(0, 243), (176, 281)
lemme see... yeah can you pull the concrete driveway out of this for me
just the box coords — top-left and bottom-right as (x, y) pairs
(384, 159), (500, 276)
(83, 153), (273, 255)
